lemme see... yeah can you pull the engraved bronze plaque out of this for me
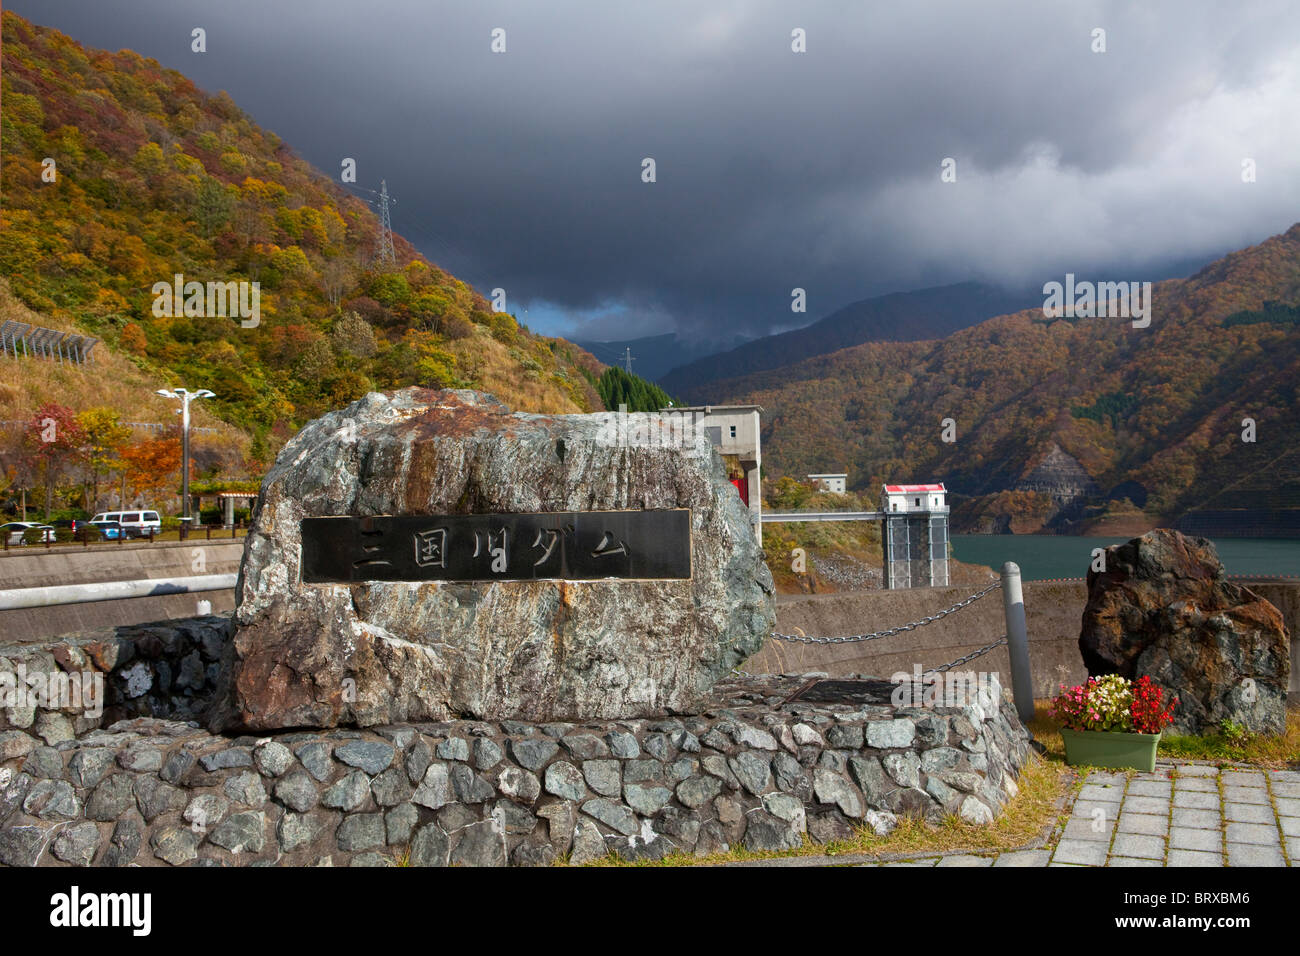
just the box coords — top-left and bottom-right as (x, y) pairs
(300, 510), (692, 583)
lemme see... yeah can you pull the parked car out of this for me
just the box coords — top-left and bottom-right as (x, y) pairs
(89, 510), (162, 539)
(0, 522), (56, 546)
(81, 521), (123, 541)
(119, 510), (162, 538)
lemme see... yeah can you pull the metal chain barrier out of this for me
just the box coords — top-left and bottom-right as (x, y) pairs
(769, 580), (1001, 645)
(922, 636), (1007, 675)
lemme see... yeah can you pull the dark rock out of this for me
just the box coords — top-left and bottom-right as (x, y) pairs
(848, 755), (892, 805)
(134, 776), (185, 822)
(151, 826), (199, 865)
(512, 840), (558, 866)
(278, 812), (323, 852)
(436, 803), (480, 831)
(223, 771), (268, 808)
(560, 734), (608, 760)
(544, 761), (587, 801)
(117, 745), (163, 773)
(68, 749), (115, 788)
(254, 742), (294, 777)
(772, 752), (808, 795)
(210, 811), (266, 854)
(743, 810), (801, 852)
(436, 737), (469, 761)
(812, 769), (862, 818)
(695, 820), (732, 855)
(883, 787), (935, 819)
(0, 773), (33, 821)
(385, 804), (419, 845)
(492, 799), (537, 834)
(0, 825), (47, 866)
(496, 765), (541, 803)
(405, 737), (433, 783)
(24, 779), (80, 820)
(623, 759), (667, 785)
(450, 764), (495, 803)
(472, 738), (503, 770)
(675, 774), (722, 809)
(581, 759), (621, 797)
(295, 742), (335, 782)
(806, 810), (854, 844)
(701, 755), (739, 790)
(413, 763), (453, 810)
(624, 783), (673, 816)
(605, 731), (640, 759)
(103, 817), (143, 866)
(200, 747), (252, 771)
(1079, 529), (1290, 734)
(23, 747), (64, 780)
(159, 750), (196, 784)
(215, 389), (774, 729)
(371, 768), (413, 806)
(654, 806), (701, 849)
(510, 738), (559, 772)
(274, 770), (320, 812)
(322, 770), (371, 811)
(336, 813), (385, 852)
(825, 724), (864, 749)
(728, 752), (772, 796)
(0, 731), (37, 762)
(409, 823), (450, 866)
(581, 798), (638, 836)
(450, 820), (506, 866)
(86, 774), (136, 821)
(335, 741), (395, 775)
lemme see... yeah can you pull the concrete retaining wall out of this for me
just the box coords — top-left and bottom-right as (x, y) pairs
(756, 578), (1300, 698)
(0, 541), (243, 643)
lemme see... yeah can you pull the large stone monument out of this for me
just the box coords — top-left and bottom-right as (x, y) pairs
(1079, 529), (1290, 735)
(211, 389), (775, 730)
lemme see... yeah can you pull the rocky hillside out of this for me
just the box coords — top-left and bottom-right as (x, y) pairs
(0, 11), (603, 470)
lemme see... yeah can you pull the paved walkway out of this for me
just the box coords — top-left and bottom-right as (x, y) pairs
(870, 762), (1300, 867)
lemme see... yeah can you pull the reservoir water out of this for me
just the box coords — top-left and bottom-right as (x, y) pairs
(950, 535), (1300, 581)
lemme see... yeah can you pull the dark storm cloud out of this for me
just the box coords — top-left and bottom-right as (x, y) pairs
(10, 0), (1300, 340)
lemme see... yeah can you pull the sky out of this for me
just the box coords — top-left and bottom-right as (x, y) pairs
(10, 0), (1300, 344)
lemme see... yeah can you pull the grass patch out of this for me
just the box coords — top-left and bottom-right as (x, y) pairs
(580, 751), (1073, 866)
(1027, 700), (1300, 770)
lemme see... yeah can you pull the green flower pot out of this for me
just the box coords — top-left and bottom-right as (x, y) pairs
(1060, 728), (1161, 772)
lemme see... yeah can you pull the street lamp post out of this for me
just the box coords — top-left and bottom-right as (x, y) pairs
(156, 388), (215, 526)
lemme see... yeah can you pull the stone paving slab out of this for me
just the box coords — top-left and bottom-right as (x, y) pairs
(731, 761), (1294, 869)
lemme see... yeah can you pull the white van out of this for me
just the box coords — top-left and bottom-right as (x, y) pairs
(91, 510), (162, 538)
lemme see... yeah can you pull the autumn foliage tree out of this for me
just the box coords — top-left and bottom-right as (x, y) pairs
(21, 402), (85, 519)
(118, 432), (186, 505)
(76, 407), (132, 511)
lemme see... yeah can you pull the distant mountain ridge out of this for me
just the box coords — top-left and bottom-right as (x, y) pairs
(659, 281), (1038, 400)
(696, 224), (1300, 533)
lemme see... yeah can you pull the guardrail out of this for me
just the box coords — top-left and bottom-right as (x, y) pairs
(1, 523), (247, 551)
(0, 573), (237, 610)
(761, 511), (888, 523)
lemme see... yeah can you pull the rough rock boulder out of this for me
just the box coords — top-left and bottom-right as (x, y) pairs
(1078, 529), (1289, 735)
(212, 389), (775, 730)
